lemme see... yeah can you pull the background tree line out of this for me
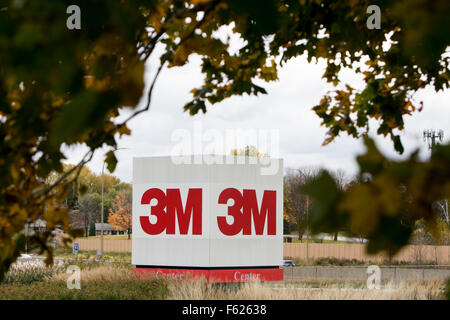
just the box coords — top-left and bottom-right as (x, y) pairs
(54, 165), (132, 238)
(231, 145), (449, 246)
(284, 166), (449, 246)
(283, 168), (351, 240)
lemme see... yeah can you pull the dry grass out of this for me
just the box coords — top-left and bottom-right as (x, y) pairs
(1, 261), (446, 300)
(167, 279), (446, 300)
(1, 264), (167, 300)
(2, 260), (67, 285)
(50, 248), (131, 262)
(49, 265), (134, 283)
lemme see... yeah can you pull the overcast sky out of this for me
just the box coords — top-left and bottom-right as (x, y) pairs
(63, 44), (450, 184)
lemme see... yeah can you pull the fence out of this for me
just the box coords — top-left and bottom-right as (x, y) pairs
(69, 238), (131, 253)
(284, 243), (450, 265)
(68, 239), (450, 264)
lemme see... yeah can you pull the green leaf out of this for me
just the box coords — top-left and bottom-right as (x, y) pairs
(79, 183), (89, 196)
(105, 151), (118, 173)
(392, 135), (404, 154)
(301, 170), (345, 234)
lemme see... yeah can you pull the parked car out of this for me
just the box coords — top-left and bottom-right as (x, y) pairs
(282, 259), (295, 267)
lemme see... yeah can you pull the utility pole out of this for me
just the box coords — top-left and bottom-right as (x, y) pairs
(99, 147), (128, 260)
(423, 129), (444, 151)
(305, 196), (309, 265)
(441, 201), (448, 245)
(100, 161), (105, 259)
(25, 222), (28, 254)
(423, 129), (448, 244)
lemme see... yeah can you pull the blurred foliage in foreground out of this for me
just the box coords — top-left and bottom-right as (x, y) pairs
(446, 279), (450, 300)
(302, 137), (450, 256)
(0, 0), (449, 281)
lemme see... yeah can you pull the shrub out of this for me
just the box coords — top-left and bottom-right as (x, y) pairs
(1, 264), (168, 300)
(1, 260), (66, 285)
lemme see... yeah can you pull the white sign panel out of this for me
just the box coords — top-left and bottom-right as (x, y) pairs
(132, 155), (283, 268)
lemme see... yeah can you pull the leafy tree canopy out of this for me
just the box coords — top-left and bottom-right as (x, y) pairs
(230, 145), (267, 157)
(108, 187), (132, 239)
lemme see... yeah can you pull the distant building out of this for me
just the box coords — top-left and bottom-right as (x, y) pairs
(68, 209), (84, 230)
(24, 219), (63, 237)
(25, 219), (47, 234)
(95, 223), (123, 235)
(22, 219), (64, 249)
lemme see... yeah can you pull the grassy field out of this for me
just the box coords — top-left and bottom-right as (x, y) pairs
(77, 235), (349, 243)
(168, 279), (447, 300)
(46, 248), (442, 267)
(46, 248), (132, 262)
(80, 234), (352, 243)
(0, 260), (448, 300)
(50, 249), (371, 266)
(0, 261), (167, 299)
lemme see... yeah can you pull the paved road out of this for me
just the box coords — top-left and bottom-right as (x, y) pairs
(283, 266), (450, 281)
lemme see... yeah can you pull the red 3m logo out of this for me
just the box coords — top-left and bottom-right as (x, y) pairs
(217, 188), (276, 236)
(139, 188), (276, 236)
(140, 188), (202, 235)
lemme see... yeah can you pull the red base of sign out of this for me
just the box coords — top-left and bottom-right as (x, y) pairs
(133, 267), (283, 283)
